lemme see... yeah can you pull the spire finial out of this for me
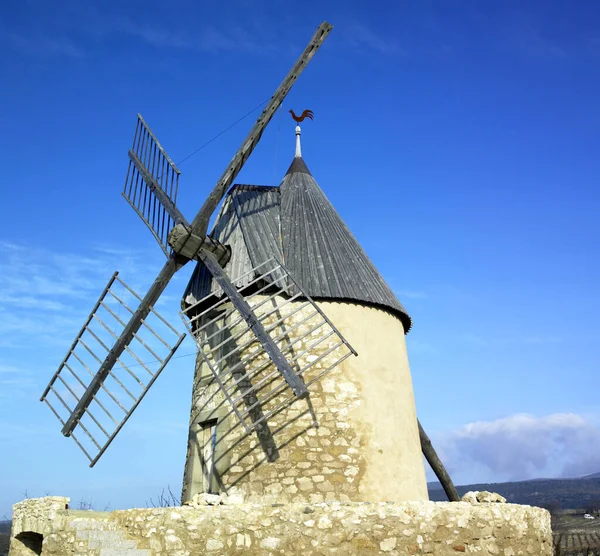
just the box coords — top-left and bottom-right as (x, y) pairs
(295, 125), (302, 158)
(289, 109), (314, 159)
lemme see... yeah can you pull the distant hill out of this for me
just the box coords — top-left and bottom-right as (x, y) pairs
(0, 521), (9, 556)
(428, 475), (600, 509)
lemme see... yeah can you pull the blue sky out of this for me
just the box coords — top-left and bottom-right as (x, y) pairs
(1, 0), (600, 517)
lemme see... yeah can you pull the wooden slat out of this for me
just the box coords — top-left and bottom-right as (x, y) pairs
(60, 255), (187, 435)
(127, 150), (187, 227)
(199, 247), (308, 399)
(40, 272), (119, 401)
(135, 113), (181, 174)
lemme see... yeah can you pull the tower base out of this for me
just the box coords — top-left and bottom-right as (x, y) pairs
(9, 496), (552, 555)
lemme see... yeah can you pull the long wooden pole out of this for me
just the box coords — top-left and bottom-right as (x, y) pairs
(418, 419), (460, 502)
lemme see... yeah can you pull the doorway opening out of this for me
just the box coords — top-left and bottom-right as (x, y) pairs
(14, 531), (43, 555)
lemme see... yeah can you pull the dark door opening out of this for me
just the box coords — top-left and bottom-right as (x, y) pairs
(14, 531), (43, 555)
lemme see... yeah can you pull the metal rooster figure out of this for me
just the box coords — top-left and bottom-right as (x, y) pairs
(289, 109), (314, 123)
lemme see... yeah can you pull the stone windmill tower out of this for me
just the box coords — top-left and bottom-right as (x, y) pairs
(40, 22), (455, 506)
(180, 115), (429, 505)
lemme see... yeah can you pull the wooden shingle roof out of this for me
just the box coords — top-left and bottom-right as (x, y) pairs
(183, 157), (412, 333)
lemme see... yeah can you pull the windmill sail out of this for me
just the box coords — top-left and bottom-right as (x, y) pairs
(181, 258), (357, 433)
(42, 21), (334, 467)
(40, 272), (186, 466)
(123, 114), (185, 256)
(198, 250), (309, 399)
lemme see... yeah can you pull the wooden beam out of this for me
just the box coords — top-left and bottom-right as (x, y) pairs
(418, 419), (460, 502)
(190, 21), (333, 238)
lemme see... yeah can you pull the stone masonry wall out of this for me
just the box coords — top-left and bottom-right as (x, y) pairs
(182, 293), (359, 505)
(182, 297), (427, 504)
(10, 496), (553, 555)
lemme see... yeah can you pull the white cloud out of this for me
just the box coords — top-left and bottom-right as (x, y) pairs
(406, 338), (435, 353)
(0, 363), (24, 374)
(519, 335), (562, 345)
(0, 421), (54, 439)
(0, 240), (193, 472)
(509, 23), (567, 60)
(0, 241), (185, 361)
(339, 22), (406, 56)
(396, 290), (429, 300)
(5, 31), (86, 59)
(461, 332), (562, 347)
(2, 5), (405, 63)
(102, 16), (269, 54)
(0, 376), (38, 397)
(0, 9), (279, 63)
(460, 332), (490, 347)
(438, 413), (600, 482)
(126, 420), (187, 437)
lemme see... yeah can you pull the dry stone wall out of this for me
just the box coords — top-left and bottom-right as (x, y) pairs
(10, 496), (552, 555)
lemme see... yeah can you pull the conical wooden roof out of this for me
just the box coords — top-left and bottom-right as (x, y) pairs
(183, 156), (412, 333)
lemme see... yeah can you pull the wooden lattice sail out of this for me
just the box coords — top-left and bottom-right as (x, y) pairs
(41, 22), (335, 466)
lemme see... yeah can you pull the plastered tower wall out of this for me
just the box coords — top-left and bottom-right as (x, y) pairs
(182, 294), (428, 504)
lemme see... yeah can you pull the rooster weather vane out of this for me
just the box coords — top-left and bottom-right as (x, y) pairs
(289, 109), (314, 123)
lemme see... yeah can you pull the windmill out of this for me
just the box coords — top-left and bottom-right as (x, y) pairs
(40, 20), (459, 504)
(39, 22), (354, 467)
